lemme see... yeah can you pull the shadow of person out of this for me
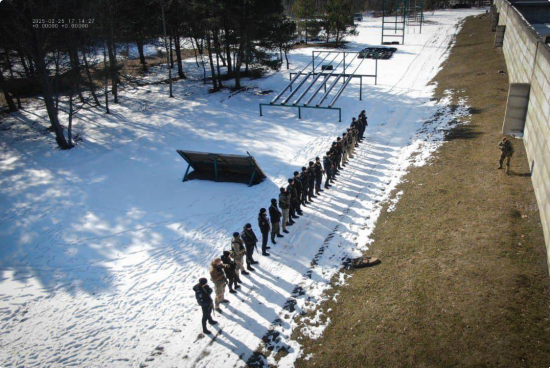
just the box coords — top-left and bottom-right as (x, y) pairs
(507, 170), (531, 178)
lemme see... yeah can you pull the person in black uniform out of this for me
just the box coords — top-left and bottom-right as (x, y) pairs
(293, 171), (304, 215)
(241, 223), (259, 267)
(323, 153), (333, 189)
(269, 198), (284, 243)
(221, 250), (239, 293)
(314, 157), (324, 194)
(359, 110), (368, 141)
(258, 209), (271, 256)
(335, 138), (343, 172)
(300, 167), (310, 205)
(193, 278), (218, 334)
(287, 178), (299, 220)
(307, 161), (316, 199)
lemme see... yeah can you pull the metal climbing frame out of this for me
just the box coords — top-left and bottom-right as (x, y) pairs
(259, 51), (378, 122)
(406, 0), (424, 34)
(381, 0), (408, 45)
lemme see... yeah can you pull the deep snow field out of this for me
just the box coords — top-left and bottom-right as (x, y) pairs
(0, 9), (482, 368)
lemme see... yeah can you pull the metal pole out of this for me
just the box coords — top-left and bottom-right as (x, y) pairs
(343, 52), (346, 85)
(281, 72), (312, 104)
(293, 54), (339, 105)
(312, 51), (315, 73)
(298, 106), (302, 119)
(259, 104), (263, 116)
(183, 164), (191, 182)
(338, 108), (341, 122)
(375, 56), (379, 83)
(328, 57), (366, 107)
(360, 77), (362, 100)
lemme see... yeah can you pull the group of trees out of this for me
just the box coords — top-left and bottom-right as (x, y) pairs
(0, 0), (359, 150)
(292, 0), (359, 44)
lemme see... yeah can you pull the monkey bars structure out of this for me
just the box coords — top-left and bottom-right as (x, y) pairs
(259, 51), (378, 122)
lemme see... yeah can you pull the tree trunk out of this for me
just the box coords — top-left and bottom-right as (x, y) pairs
(82, 50), (100, 106)
(106, 27), (118, 103)
(17, 49), (30, 77)
(213, 30), (223, 87)
(169, 35), (174, 69)
(223, 24), (233, 76)
(0, 70), (17, 113)
(5, 50), (21, 109)
(284, 47), (290, 69)
(31, 33), (70, 149)
(68, 88), (74, 147)
(53, 49), (60, 111)
(234, 43), (245, 89)
(103, 45), (110, 114)
(191, 37), (200, 68)
(174, 34), (186, 79)
(205, 31), (218, 91)
(136, 38), (146, 66)
(69, 48), (85, 103)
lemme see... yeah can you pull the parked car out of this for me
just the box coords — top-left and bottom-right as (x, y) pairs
(354, 13), (363, 21)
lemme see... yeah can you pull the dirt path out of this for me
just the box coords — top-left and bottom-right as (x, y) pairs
(296, 15), (550, 368)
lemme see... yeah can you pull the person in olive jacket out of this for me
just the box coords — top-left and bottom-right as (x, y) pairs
(258, 208), (271, 256)
(193, 277), (218, 334)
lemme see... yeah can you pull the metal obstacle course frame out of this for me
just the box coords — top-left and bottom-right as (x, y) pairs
(382, 0), (408, 44)
(259, 50), (378, 122)
(381, 0), (424, 45)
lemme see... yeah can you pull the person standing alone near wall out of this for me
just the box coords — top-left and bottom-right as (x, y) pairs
(498, 136), (514, 173)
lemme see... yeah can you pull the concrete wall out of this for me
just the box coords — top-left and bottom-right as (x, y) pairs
(495, 0), (550, 271)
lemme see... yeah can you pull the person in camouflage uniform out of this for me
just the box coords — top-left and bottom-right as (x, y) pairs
(347, 128), (355, 158)
(498, 136), (514, 173)
(231, 232), (249, 276)
(209, 258), (230, 311)
(341, 133), (349, 166)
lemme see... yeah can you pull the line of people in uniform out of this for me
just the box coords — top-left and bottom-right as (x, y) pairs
(193, 110), (369, 334)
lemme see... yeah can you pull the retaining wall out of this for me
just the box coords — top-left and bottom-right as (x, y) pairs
(494, 0), (550, 271)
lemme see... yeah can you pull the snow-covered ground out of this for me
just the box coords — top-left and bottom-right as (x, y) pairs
(0, 9), (482, 368)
